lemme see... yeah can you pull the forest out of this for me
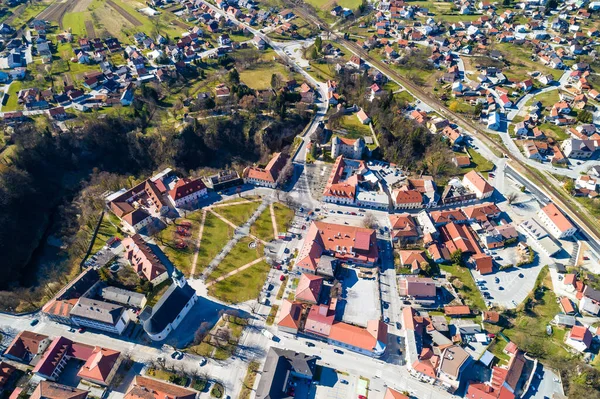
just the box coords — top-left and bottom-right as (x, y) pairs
(0, 93), (307, 308)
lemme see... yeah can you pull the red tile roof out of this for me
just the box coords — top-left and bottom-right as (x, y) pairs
(77, 347), (121, 385)
(125, 375), (197, 399)
(5, 330), (49, 362)
(444, 305), (471, 316)
(540, 203), (575, 233)
(328, 320), (387, 351)
(243, 152), (289, 184)
(304, 303), (335, 337)
(295, 273), (323, 303)
(472, 253), (493, 274)
(168, 177), (206, 201)
(276, 299), (303, 330)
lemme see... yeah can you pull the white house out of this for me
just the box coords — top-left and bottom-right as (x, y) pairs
(167, 177), (208, 209)
(537, 203), (576, 239)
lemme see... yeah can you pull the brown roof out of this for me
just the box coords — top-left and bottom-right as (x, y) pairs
(243, 152), (289, 184)
(125, 375), (197, 399)
(483, 311), (500, 324)
(0, 362), (15, 388)
(472, 253), (493, 274)
(444, 305), (471, 316)
(30, 381), (88, 399)
(295, 273), (323, 303)
(5, 330), (49, 362)
(439, 345), (470, 379)
(168, 177), (206, 201)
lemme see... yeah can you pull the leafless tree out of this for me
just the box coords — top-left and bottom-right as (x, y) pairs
(194, 322), (212, 345)
(363, 212), (378, 229)
(506, 192), (518, 204)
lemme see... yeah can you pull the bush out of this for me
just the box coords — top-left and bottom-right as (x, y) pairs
(211, 383), (224, 398)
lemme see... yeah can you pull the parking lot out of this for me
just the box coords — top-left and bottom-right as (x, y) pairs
(314, 367), (357, 399)
(472, 261), (546, 309)
(367, 161), (406, 188)
(336, 268), (380, 328)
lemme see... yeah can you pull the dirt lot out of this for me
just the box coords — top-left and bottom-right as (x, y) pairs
(106, 0), (142, 26)
(85, 20), (95, 38)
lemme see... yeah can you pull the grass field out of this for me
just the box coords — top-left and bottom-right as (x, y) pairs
(157, 213), (203, 277)
(336, 114), (372, 139)
(3, 80), (23, 112)
(273, 203), (294, 233)
(494, 43), (564, 81)
(251, 208), (275, 242)
(208, 260), (270, 303)
(440, 264), (486, 310)
(539, 122), (569, 141)
(91, 212), (123, 254)
(525, 90), (560, 109)
(503, 268), (572, 362)
(217, 202), (261, 227)
(239, 62), (295, 90)
(207, 236), (264, 281)
(195, 212), (233, 277)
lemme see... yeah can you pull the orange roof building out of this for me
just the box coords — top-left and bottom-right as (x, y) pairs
(389, 214), (420, 241)
(4, 331), (51, 364)
(77, 347), (121, 386)
(323, 156), (365, 205)
(167, 177), (207, 208)
(462, 170), (494, 199)
(304, 302), (335, 338)
(296, 221), (378, 274)
(30, 381), (89, 399)
(125, 375), (197, 399)
(444, 305), (471, 317)
(242, 152), (289, 188)
(123, 234), (168, 284)
(328, 319), (387, 357)
(0, 362), (15, 391)
(560, 297), (576, 315)
(472, 253), (494, 275)
(276, 299), (303, 334)
(398, 250), (429, 274)
(483, 311), (500, 324)
(537, 203), (577, 239)
(384, 387), (409, 399)
(295, 273), (323, 304)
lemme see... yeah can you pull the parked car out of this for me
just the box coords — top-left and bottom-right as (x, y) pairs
(340, 379), (348, 384)
(30, 319), (39, 326)
(199, 357), (207, 366)
(305, 342), (315, 347)
(280, 275), (286, 281)
(333, 349), (344, 354)
(78, 327), (86, 333)
(518, 273), (524, 278)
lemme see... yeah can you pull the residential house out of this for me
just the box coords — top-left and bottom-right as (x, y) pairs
(242, 152), (289, 188)
(124, 375), (197, 399)
(462, 170), (494, 199)
(565, 325), (592, 352)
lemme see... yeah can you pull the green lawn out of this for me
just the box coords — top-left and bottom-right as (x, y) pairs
(217, 202), (261, 227)
(91, 212), (123, 254)
(61, 12), (87, 36)
(502, 269), (573, 363)
(208, 260), (270, 303)
(251, 208), (275, 242)
(440, 264), (486, 310)
(156, 212), (203, 277)
(239, 62), (295, 90)
(395, 90), (415, 104)
(273, 203), (294, 234)
(195, 212), (233, 277)
(540, 122), (569, 141)
(526, 90), (560, 108)
(207, 236), (263, 281)
(307, 61), (337, 81)
(336, 114), (372, 139)
(3, 80), (23, 112)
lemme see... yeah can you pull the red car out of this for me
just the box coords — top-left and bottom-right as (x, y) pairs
(78, 327), (86, 333)
(280, 275), (286, 281)
(358, 396), (367, 399)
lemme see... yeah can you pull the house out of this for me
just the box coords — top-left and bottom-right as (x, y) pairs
(48, 107), (68, 121)
(167, 177), (207, 208)
(215, 83), (231, 98)
(565, 325), (592, 352)
(398, 250), (428, 274)
(242, 152), (289, 188)
(30, 381), (89, 399)
(562, 139), (596, 159)
(560, 297), (576, 315)
(123, 234), (169, 284)
(356, 109), (371, 124)
(4, 331), (51, 364)
(295, 273), (323, 304)
(276, 299), (303, 334)
(471, 253), (493, 274)
(537, 203), (576, 239)
(124, 375), (197, 399)
(444, 305), (471, 317)
(139, 269), (198, 341)
(398, 276), (436, 299)
(487, 111), (501, 130)
(483, 311), (500, 324)
(437, 345), (472, 392)
(462, 170), (494, 199)
(256, 348), (317, 399)
(384, 388), (409, 399)
(392, 188), (423, 209)
(579, 286), (600, 315)
(389, 214), (420, 242)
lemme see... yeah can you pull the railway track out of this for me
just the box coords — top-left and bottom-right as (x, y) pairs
(290, 4), (600, 242)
